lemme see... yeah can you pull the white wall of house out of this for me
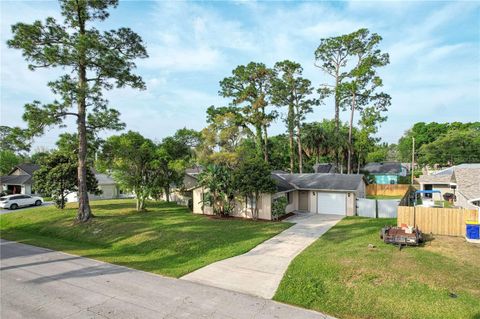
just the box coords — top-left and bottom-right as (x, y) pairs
(357, 182), (366, 198)
(23, 184), (31, 195)
(159, 190), (191, 206)
(65, 184), (119, 202)
(192, 187), (272, 220)
(419, 183), (452, 200)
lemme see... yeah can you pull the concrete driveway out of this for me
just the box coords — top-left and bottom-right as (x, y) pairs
(182, 212), (344, 299)
(0, 239), (333, 319)
(0, 201), (53, 214)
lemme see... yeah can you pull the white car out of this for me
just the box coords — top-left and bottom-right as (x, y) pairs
(0, 194), (43, 210)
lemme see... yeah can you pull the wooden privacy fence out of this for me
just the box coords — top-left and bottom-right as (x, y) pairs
(367, 184), (409, 197)
(397, 206), (478, 236)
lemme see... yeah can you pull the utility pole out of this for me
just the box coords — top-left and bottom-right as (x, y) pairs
(411, 137), (415, 185)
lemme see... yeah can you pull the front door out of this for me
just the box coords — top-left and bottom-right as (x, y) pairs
(299, 191), (309, 211)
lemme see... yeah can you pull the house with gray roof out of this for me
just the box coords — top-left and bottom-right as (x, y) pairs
(0, 163), (40, 195)
(417, 164), (480, 208)
(65, 171), (129, 202)
(190, 171), (367, 220)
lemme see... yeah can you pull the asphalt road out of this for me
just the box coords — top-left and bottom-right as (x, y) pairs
(0, 201), (53, 214)
(0, 240), (333, 319)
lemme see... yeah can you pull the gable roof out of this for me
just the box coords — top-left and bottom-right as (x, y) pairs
(95, 173), (116, 185)
(9, 163), (40, 176)
(276, 173), (365, 192)
(0, 174), (32, 185)
(452, 167), (480, 201)
(417, 174), (452, 184)
(271, 173), (296, 192)
(363, 162), (403, 175)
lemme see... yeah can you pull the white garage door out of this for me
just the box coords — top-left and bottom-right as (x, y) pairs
(317, 192), (347, 215)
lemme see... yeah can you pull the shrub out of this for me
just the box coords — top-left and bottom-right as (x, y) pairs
(272, 196), (288, 221)
(443, 192), (456, 202)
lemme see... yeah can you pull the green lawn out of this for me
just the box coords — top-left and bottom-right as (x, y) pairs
(366, 195), (403, 200)
(434, 200), (454, 208)
(274, 217), (480, 319)
(0, 199), (291, 277)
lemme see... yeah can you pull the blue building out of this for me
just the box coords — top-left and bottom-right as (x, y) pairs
(362, 162), (407, 184)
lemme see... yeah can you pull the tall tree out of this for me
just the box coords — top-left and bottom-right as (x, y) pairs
(302, 122), (327, 164)
(233, 157), (276, 220)
(0, 151), (21, 176)
(196, 164), (235, 216)
(396, 122), (480, 162)
(8, 0), (148, 222)
(271, 60), (317, 173)
(0, 126), (30, 154)
(417, 128), (480, 166)
(219, 62), (276, 162)
(99, 131), (156, 211)
(34, 152), (100, 209)
(315, 32), (356, 131)
(155, 135), (192, 202)
(342, 29), (390, 173)
(197, 106), (251, 166)
(56, 132), (103, 164)
(354, 106), (387, 172)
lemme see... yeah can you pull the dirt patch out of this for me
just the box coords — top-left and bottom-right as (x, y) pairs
(422, 235), (480, 266)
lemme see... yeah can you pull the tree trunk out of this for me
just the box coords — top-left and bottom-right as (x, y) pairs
(255, 125), (263, 159)
(76, 8), (92, 222)
(165, 186), (170, 202)
(249, 195), (254, 218)
(334, 67), (340, 130)
(334, 67), (340, 169)
(263, 123), (269, 163)
(254, 192), (259, 220)
(262, 107), (269, 163)
(347, 92), (355, 175)
(295, 105), (303, 174)
(288, 104), (295, 172)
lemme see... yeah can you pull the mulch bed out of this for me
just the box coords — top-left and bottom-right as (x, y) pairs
(205, 212), (295, 222)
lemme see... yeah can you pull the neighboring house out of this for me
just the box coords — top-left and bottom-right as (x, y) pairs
(363, 162), (407, 184)
(190, 172), (367, 220)
(417, 164), (480, 208)
(65, 172), (126, 202)
(0, 163), (40, 195)
(156, 166), (202, 206)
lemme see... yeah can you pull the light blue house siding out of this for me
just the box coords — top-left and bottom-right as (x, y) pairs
(374, 175), (399, 184)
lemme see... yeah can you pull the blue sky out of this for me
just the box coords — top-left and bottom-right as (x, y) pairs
(1, 0), (479, 151)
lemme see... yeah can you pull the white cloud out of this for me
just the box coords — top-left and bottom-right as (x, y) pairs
(1, 0), (479, 151)
(142, 45), (224, 71)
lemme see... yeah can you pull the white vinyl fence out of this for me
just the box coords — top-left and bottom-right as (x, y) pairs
(377, 200), (400, 218)
(357, 198), (376, 218)
(357, 198), (399, 218)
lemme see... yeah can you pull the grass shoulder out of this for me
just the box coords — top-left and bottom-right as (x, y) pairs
(274, 217), (480, 319)
(0, 199), (291, 277)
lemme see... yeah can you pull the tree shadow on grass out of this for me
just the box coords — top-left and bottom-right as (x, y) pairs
(319, 219), (387, 244)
